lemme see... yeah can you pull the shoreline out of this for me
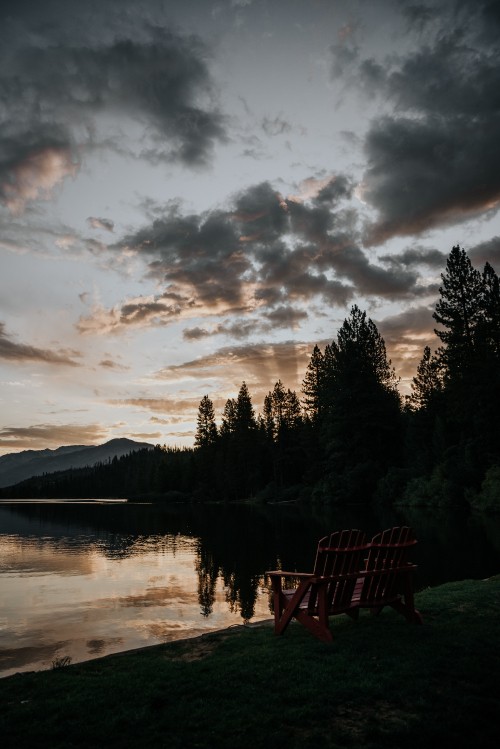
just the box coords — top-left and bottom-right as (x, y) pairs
(0, 618), (276, 681)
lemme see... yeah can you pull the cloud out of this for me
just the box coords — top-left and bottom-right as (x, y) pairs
(77, 293), (190, 335)
(182, 306), (309, 342)
(351, 1), (500, 243)
(183, 318), (258, 341)
(0, 25), (227, 210)
(261, 114), (292, 137)
(264, 306), (308, 327)
(128, 432), (161, 441)
(78, 173), (439, 335)
(362, 115), (500, 245)
(0, 423), (107, 449)
(467, 236), (500, 269)
(0, 322), (81, 366)
(149, 416), (186, 426)
(0, 128), (79, 213)
(109, 397), (200, 415)
(99, 358), (129, 370)
(87, 217), (114, 232)
(379, 246), (447, 270)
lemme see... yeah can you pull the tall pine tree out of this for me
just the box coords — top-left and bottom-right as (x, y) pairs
(320, 305), (401, 503)
(195, 395), (218, 448)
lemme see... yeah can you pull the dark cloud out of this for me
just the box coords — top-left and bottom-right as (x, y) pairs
(355, 1), (500, 243)
(109, 182), (290, 316)
(320, 242), (425, 298)
(377, 304), (436, 340)
(0, 24), (226, 209)
(82, 174), (437, 334)
(401, 3), (442, 32)
(467, 236), (500, 268)
(233, 181), (289, 243)
(254, 240), (355, 307)
(0, 322), (80, 365)
(121, 206), (247, 307)
(362, 114), (500, 245)
(264, 306), (308, 327)
(315, 175), (354, 204)
(379, 246), (447, 269)
(182, 307), (308, 342)
(182, 326), (211, 341)
(77, 288), (194, 334)
(182, 319), (257, 341)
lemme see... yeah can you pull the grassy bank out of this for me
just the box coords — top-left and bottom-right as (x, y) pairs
(1, 577), (499, 749)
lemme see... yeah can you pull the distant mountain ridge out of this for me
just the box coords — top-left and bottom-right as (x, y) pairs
(0, 438), (154, 488)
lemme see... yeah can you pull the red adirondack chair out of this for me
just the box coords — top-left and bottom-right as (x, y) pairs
(353, 525), (423, 624)
(266, 529), (368, 643)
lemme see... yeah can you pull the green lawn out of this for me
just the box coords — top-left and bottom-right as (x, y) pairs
(1, 577), (499, 749)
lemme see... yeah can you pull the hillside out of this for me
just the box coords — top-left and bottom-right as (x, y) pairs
(0, 439), (154, 488)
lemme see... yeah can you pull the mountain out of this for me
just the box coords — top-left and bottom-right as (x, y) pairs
(0, 438), (154, 488)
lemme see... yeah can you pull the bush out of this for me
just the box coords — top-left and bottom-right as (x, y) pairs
(398, 465), (457, 507)
(467, 465), (500, 513)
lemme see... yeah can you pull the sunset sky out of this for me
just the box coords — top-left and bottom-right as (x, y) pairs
(1, 0), (499, 455)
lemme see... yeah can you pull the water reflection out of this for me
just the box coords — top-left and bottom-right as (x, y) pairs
(1, 500), (499, 678)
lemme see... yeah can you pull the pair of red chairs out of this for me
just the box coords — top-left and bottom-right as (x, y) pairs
(267, 526), (423, 642)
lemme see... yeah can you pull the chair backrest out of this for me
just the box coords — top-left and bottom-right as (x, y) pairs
(310, 529), (368, 612)
(359, 526), (417, 603)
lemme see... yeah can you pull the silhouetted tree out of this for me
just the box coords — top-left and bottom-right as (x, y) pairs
(302, 344), (325, 422)
(407, 346), (443, 411)
(220, 398), (237, 436)
(195, 395), (218, 448)
(234, 381), (257, 432)
(320, 305), (402, 503)
(433, 245), (483, 382)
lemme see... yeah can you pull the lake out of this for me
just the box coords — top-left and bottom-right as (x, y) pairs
(1, 499), (499, 678)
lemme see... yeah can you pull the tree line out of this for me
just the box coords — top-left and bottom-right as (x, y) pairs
(3, 246), (499, 511)
(192, 244), (500, 510)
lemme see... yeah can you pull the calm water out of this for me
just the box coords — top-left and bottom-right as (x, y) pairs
(1, 499), (499, 678)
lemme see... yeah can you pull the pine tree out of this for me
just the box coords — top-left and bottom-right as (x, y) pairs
(407, 346), (442, 411)
(194, 395), (218, 448)
(220, 398), (237, 436)
(264, 381), (303, 441)
(320, 305), (402, 502)
(333, 305), (399, 393)
(433, 245), (483, 380)
(218, 383), (259, 500)
(301, 345), (325, 422)
(479, 262), (500, 357)
(234, 382), (256, 432)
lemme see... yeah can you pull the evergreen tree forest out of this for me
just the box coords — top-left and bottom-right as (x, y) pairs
(3, 246), (499, 512)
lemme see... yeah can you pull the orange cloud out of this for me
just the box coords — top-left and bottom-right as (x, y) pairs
(2, 146), (79, 214)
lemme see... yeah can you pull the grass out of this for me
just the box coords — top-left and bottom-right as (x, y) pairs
(1, 577), (499, 748)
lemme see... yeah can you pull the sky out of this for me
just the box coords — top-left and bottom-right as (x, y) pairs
(1, 0), (500, 455)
